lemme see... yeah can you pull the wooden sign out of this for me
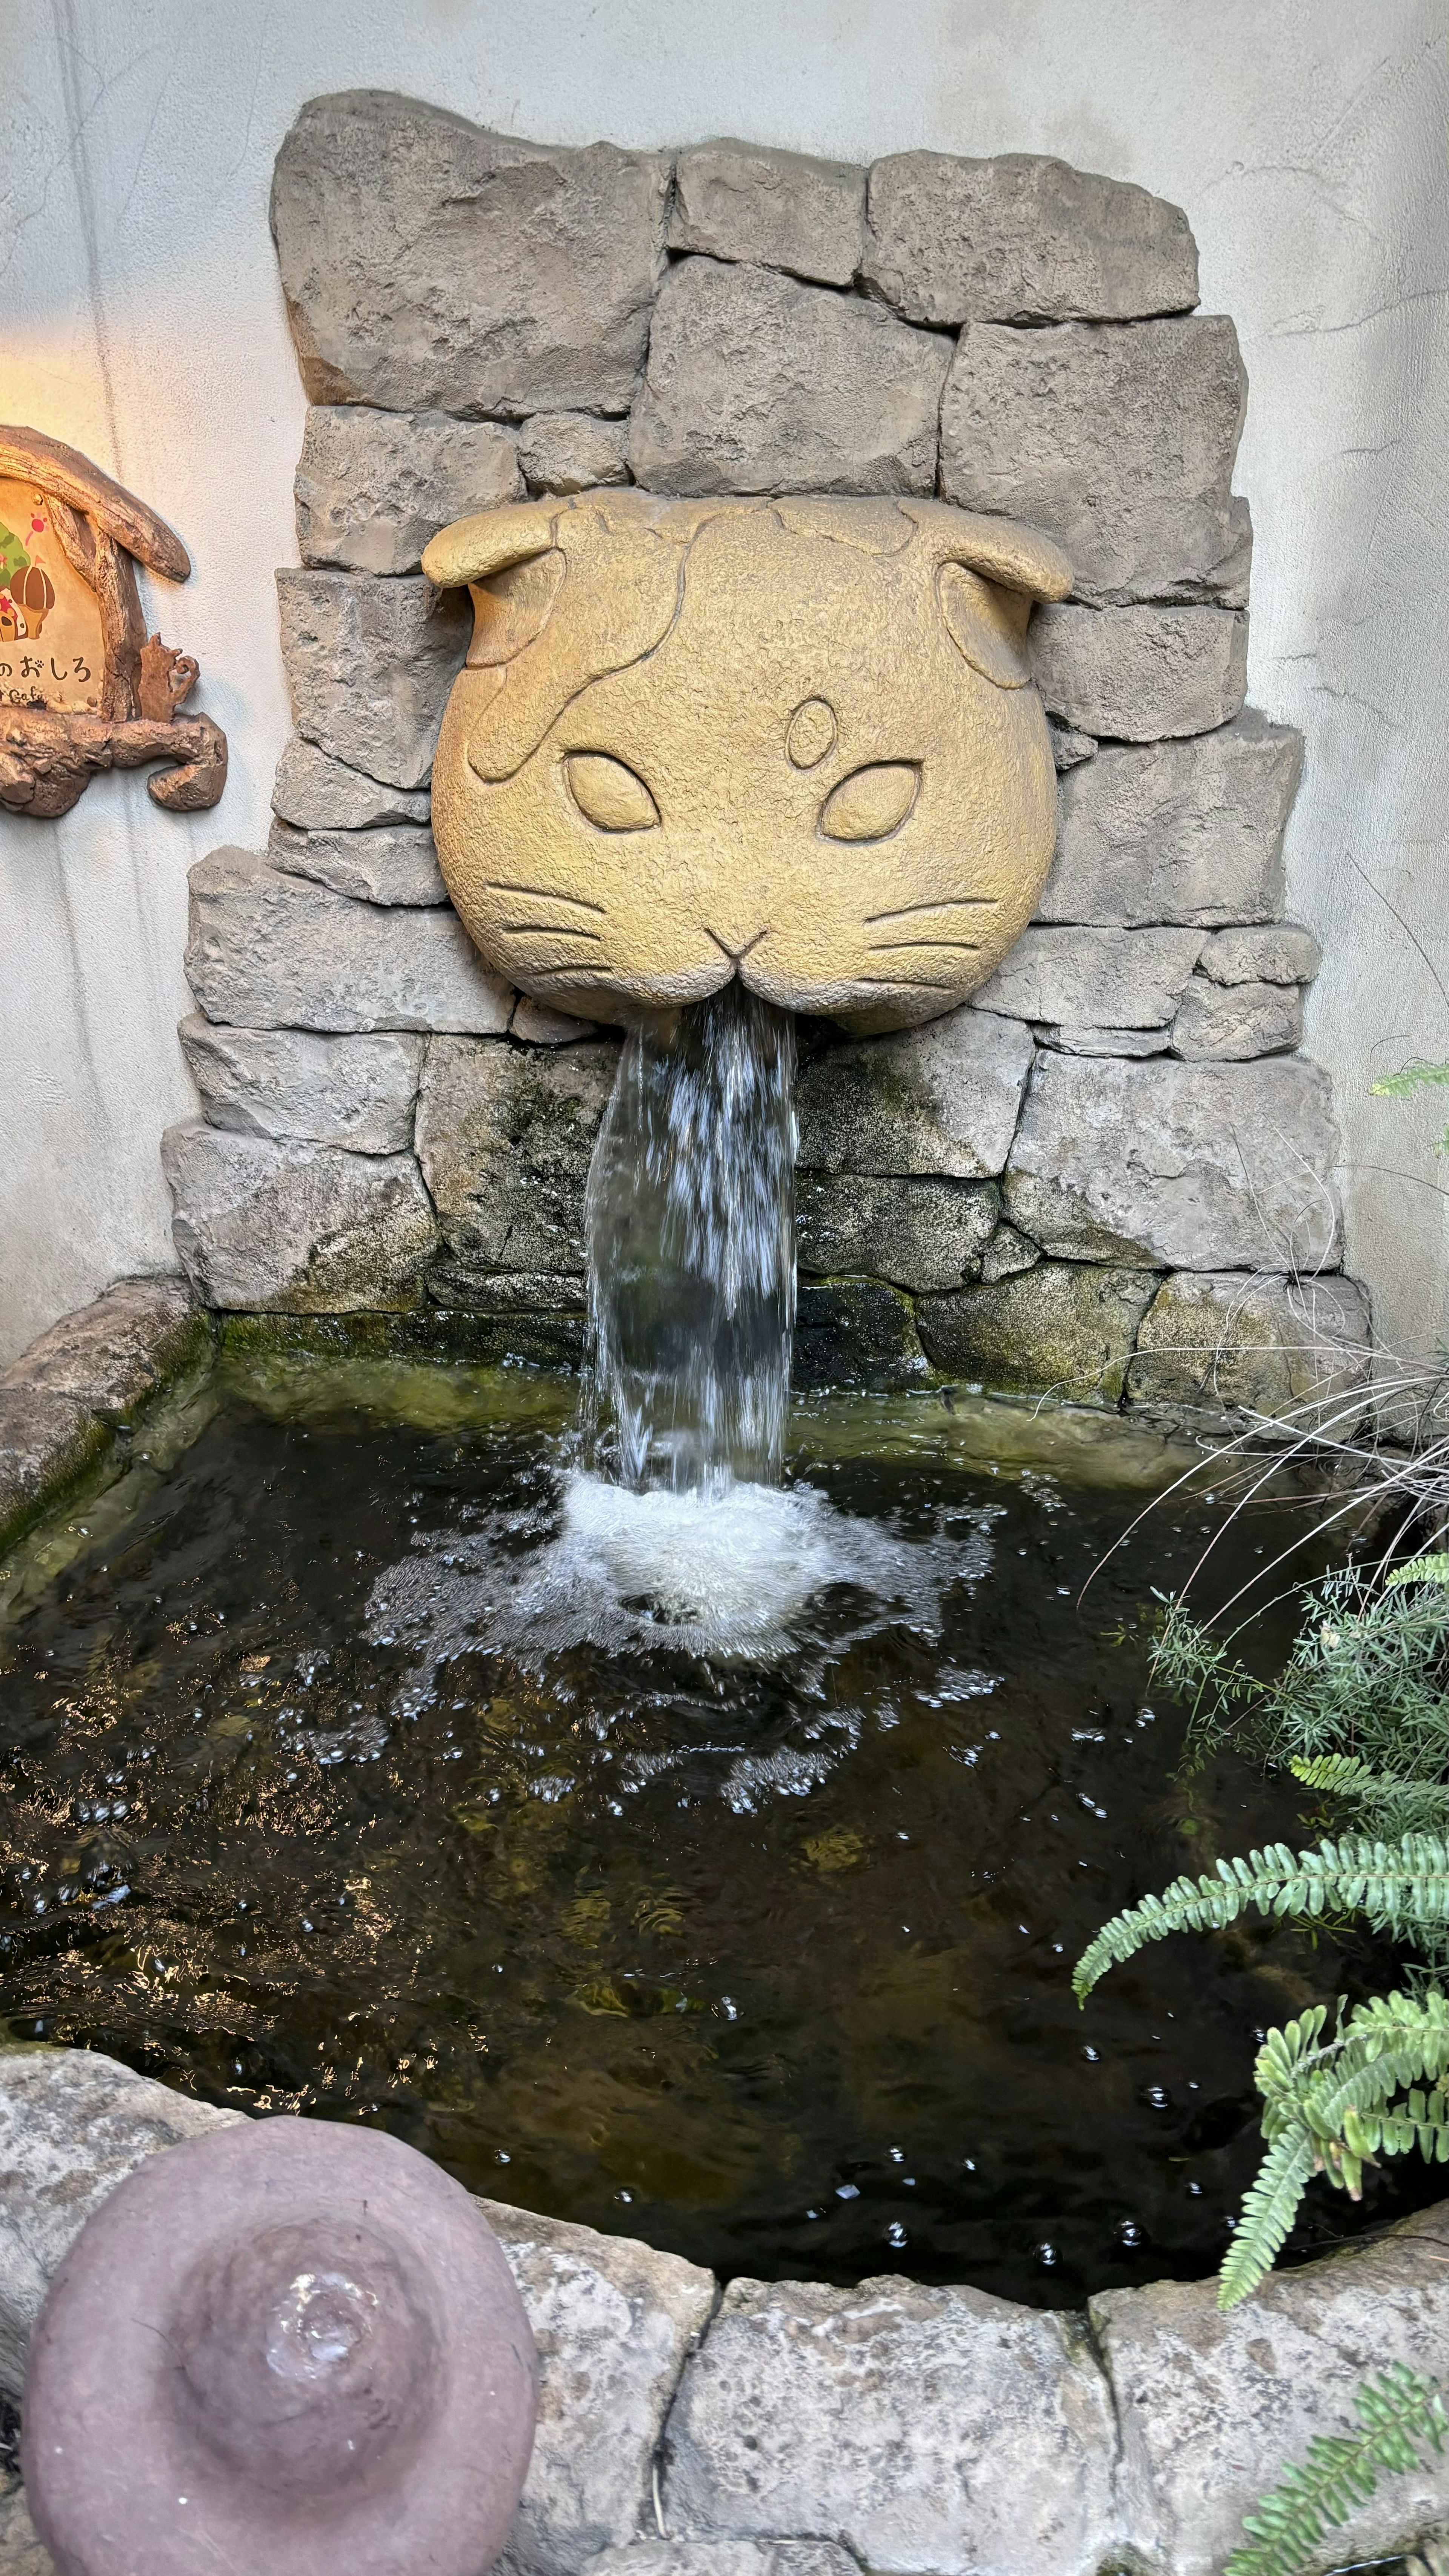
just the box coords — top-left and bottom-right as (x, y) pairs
(0, 426), (227, 819)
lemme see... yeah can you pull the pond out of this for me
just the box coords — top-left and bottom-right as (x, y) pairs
(0, 1348), (1432, 2308)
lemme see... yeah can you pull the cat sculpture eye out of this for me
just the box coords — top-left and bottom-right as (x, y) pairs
(565, 751), (661, 832)
(818, 762), (920, 844)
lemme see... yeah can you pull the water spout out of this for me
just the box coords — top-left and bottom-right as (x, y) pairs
(582, 985), (797, 1492)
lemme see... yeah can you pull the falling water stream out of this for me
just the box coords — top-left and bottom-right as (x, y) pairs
(582, 986), (798, 1493)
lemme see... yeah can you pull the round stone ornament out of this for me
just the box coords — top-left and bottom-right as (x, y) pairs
(22, 2115), (538, 2576)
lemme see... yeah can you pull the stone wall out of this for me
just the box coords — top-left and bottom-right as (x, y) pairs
(162, 94), (1371, 1423)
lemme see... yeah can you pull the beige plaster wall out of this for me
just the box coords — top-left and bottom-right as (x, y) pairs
(2, 0), (1445, 1367)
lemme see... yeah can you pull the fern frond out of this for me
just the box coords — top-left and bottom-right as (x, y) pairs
(1387, 1552), (1449, 1589)
(1223, 2364), (1448, 2576)
(1072, 1833), (1449, 2001)
(1371, 1060), (1449, 1097)
(1217, 2129), (1318, 2308)
(1288, 1753), (1376, 1791)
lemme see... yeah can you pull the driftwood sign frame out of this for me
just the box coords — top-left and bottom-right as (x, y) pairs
(0, 425), (226, 819)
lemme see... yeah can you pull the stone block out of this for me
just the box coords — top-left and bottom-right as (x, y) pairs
(518, 413), (631, 494)
(1037, 716), (1303, 927)
(0, 2479), (49, 2576)
(185, 850), (512, 1036)
(1093, 2200), (1449, 2576)
(793, 1281), (929, 1390)
(583, 2548), (858, 2576)
(417, 1035), (620, 1278)
(272, 91), (669, 414)
(940, 318), (1248, 606)
(1004, 1054), (1343, 1270)
(269, 818), (448, 906)
(1038, 1026), (1168, 1057)
(277, 569), (469, 790)
(180, 1013), (425, 1153)
(511, 996), (593, 1044)
(1170, 977), (1303, 1060)
(862, 151), (1198, 326)
(0, 1387), (108, 1550)
(796, 1010), (1034, 1180)
(980, 1223), (1040, 1283)
(271, 734), (431, 832)
(475, 2198), (714, 2576)
(1029, 605), (1248, 741)
(973, 927), (1205, 1028)
(628, 257), (949, 496)
(669, 139), (866, 286)
(294, 406), (522, 573)
(1, 1278), (200, 1423)
(1048, 718), (1097, 772)
(0, 2047), (239, 2402)
(1198, 922), (1321, 984)
(662, 2271), (1119, 2576)
(1125, 1271), (1371, 1425)
(162, 1123), (438, 1311)
(918, 1261), (1160, 1403)
(797, 1174), (1000, 1290)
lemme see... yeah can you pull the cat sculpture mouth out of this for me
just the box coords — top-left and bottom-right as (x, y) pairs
(421, 491), (1071, 1038)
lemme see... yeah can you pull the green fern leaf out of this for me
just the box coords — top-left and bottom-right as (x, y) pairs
(1370, 1060), (1449, 1096)
(1224, 2364), (1447, 2576)
(1217, 2129), (1318, 2309)
(1386, 1553), (1449, 1589)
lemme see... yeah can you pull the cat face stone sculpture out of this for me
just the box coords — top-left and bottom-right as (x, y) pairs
(421, 491), (1071, 1035)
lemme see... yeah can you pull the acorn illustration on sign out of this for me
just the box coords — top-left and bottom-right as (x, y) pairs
(14, 560), (54, 638)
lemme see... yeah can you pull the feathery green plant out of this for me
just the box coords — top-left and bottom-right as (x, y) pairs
(1371, 1058), (1449, 1156)
(1223, 2363), (1447, 2576)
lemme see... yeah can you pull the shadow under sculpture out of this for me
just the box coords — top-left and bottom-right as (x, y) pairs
(421, 490), (1071, 1038)
(22, 2117), (538, 2576)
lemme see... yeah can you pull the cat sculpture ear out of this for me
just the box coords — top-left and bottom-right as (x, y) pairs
(908, 505), (1073, 692)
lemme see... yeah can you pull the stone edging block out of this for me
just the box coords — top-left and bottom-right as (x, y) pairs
(0, 1279), (206, 1559)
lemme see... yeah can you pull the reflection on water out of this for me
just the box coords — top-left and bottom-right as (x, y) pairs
(0, 1364), (1432, 2306)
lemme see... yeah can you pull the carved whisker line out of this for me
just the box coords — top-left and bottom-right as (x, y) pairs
(484, 881), (607, 914)
(526, 964), (621, 986)
(501, 923), (605, 942)
(867, 938), (983, 954)
(854, 973), (959, 991)
(864, 897), (999, 923)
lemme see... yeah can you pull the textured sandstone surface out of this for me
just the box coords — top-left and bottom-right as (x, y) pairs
(1170, 976), (1304, 1060)
(0, 1280), (205, 1552)
(796, 1011), (1034, 1179)
(294, 405), (522, 573)
(276, 568), (468, 790)
(862, 151), (1198, 325)
(974, 926), (1206, 1028)
(185, 850), (512, 1036)
(417, 1035), (621, 1283)
(1038, 717), (1303, 926)
(268, 818), (448, 907)
(663, 2271), (1119, 2576)
(669, 139), (866, 285)
(162, 1123), (438, 1311)
(797, 1173), (1000, 1290)
(1004, 1054), (1343, 1270)
(272, 91), (669, 414)
(941, 315), (1248, 605)
(1198, 921), (1322, 984)
(628, 258), (949, 495)
(1125, 1270), (1371, 1421)
(271, 734), (431, 832)
(1029, 604), (1249, 740)
(918, 1261), (1160, 1402)
(179, 1014), (426, 1153)
(518, 412), (632, 493)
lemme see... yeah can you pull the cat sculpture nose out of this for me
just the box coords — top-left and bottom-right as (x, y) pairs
(705, 926), (770, 966)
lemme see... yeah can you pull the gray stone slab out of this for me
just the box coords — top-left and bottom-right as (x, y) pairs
(1125, 1270), (1371, 1425)
(1037, 715), (1303, 926)
(583, 2550), (857, 2576)
(180, 1013), (425, 1153)
(477, 2198), (714, 2575)
(1047, 717), (1097, 772)
(796, 1010), (1034, 1180)
(271, 734), (431, 832)
(663, 2271), (1119, 2576)
(417, 1035), (621, 1278)
(918, 1261), (1161, 1403)
(1093, 2199), (1449, 2576)
(669, 139), (866, 286)
(277, 568), (469, 790)
(979, 1222), (1041, 1283)
(861, 150), (1198, 326)
(163, 1122), (438, 1311)
(0, 1386), (107, 1551)
(1004, 1053), (1343, 1270)
(972, 927), (1206, 1028)
(518, 412), (631, 494)
(628, 257), (949, 496)
(511, 995), (593, 1044)
(0, 2481), (50, 2576)
(295, 406), (522, 574)
(185, 849), (512, 1036)
(269, 818), (448, 906)
(0, 2047), (239, 2402)
(1037, 1026), (1169, 1057)
(272, 91), (669, 414)
(940, 317), (1249, 606)
(1199, 921), (1321, 984)
(1171, 976), (1303, 1060)
(0, 1278), (200, 1422)
(794, 1280), (930, 1390)
(797, 1173), (999, 1290)
(1029, 604), (1249, 741)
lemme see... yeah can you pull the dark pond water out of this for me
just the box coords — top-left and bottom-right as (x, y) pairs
(0, 1355), (1433, 2308)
